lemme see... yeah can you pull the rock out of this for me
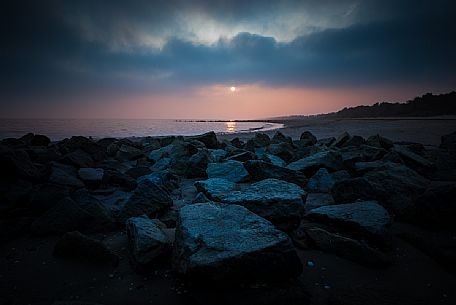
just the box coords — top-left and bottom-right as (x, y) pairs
(102, 169), (137, 191)
(71, 189), (114, 228)
(54, 231), (118, 265)
(147, 140), (198, 163)
(221, 178), (307, 230)
(271, 131), (293, 144)
(250, 133), (271, 148)
(331, 177), (376, 203)
(126, 216), (172, 270)
(299, 131), (317, 146)
(341, 135), (365, 147)
(267, 142), (295, 163)
(173, 202), (302, 281)
(0, 145), (48, 181)
(338, 145), (386, 168)
(300, 226), (391, 266)
(317, 137), (336, 147)
(187, 131), (219, 149)
(138, 171), (179, 193)
(392, 145), (435, 174)
(31, 197), (110, 235)
(49, 163), (84, 188)
(363, 165), (429, 218)
(209, 149), (227, 162)
(60, 149), (94, 168)
(261, 153), (286, 167)
(26, 146), (61, 164)
(225, 151), (257, 162)
(244, 160), (308, 187)
(184, 149), (210, 178)
(413, 183), (456, 230)
(0, 179), (33, 204)
(306, 168), (335, 193)
(125, 166), (152, 179)
(206, 160), (250, 183)
(115, 144), (143, 160)
(78, 168), (104, 186)
(151, 157), (171, 170)
(192, 192), (211, 204)
(287, 151), (343, 176)
(28, 183), (70, 213)
(366, 134), (394, 150)
(331, 132), (351, 147)
(194, 178), (237, 201)
(440, 131), (456, 150)
(117, 179), (172, 222)
(306, 201), (392, 247)
(59, 136), (105, 160)
(230, 137), (244, 148)
(20, 133), (51, 147)
(353, 160), (392, 175)
(304, 193), (335, 212)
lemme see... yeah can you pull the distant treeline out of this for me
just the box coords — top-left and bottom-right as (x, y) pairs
(329, 91), (456, 118)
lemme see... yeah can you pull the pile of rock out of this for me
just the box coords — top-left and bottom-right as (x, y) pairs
(1, 128), (455, 282)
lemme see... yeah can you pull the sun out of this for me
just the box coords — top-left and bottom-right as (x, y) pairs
(230, 86), (236, 92)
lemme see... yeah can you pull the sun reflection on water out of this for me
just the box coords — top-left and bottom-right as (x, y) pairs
(226, 121), (236, 133)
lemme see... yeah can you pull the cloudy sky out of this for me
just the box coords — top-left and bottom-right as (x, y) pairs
(1, 0), (455, 118)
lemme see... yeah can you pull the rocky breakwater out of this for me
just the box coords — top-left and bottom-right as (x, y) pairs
(1, 129), (456, 303)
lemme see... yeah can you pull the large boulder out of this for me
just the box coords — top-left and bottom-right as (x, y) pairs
(221, 178), (307, 230)
(366, 134), (394, 150)
(244, 160), (308, 187)
(266, 142), (295, 163)
(392, 145), (435, 174)
(194, 178), (237, 201)
(54, 231), (118, 265)
(20, 133), (51, 147)
(115, 144), (143, 161)
(60, 149), (94, 168)
(206, 160), (249, 183)
(138, 171), (179, 193)
(299, 131), (317, 146)
(287, 151), (343, 176)
(305, 201), (392, 247)
(31, 197), (112, 235)
(49, 163), (84, 189)
(117, 179), (173, 222)
(78, 168), (104, 187)
(147, 140), (198, 163)
(304, 193), (335, 212)
(184, 149), (211, 178)
(0, 145), (48, 181)
(271, 131), (293, 145)
(440, 131), (456, 150)
(187, 132), (219, 149)
(126, 216), (172, 271)
(173, 202), (302, 282)
(306, 168), (335, 193)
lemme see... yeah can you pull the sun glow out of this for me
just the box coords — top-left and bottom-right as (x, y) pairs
(230, 86), (236, 92)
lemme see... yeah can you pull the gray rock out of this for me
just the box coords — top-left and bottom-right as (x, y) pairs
(206, 160), (250, 183)
(440, 131), (456, 150)
(261, 153), (286, 167)
(306, 201), (392, 245)
(60, 149), (94, 168)
(244, 160), (308, 187)
(305, 193), (335, 212)
(392, 145), (435, 174)
(299, 131), (317, 146)
(338, 145), (386, 168)
(331, 132), (351, 147)
(267, 142), (295, 162)
(54, 231), (118, 265)
(49, 163), (84, 188)
(225, 151), (257, 162)
(271, 131), (293, 145)
(117, 179), (173, 222)
(302, 226), (391, 266)
(221, 178), (307, 230)
(341, 135), (366, 147)
(184, 149), (210, 178)
(78, 168), (104, 185)
(187, 131), (219, 149)
(209, 149), (227, 162)
(192, 192), (211, 204)
(0, 146), (49, 181)
(116, 144), (143, 160)
(306, 168), (335, 193)
(139, 171), (179, 193)
(151, 157), (171, 170)
(124, 166), (152, 179)
(173, 202), (302, 281)
(287, 151), (343, 176)
(126, 216), (172, 270)
(366, 134), (394, 150)
(194, 178), (237, 201)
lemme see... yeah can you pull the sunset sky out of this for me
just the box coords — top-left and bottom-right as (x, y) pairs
(1, 0), (455, 119)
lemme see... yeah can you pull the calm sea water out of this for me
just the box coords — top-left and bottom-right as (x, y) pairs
(0, 119), (283, 141)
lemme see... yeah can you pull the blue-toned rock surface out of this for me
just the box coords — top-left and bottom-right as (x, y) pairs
(206, 160), (249, 183)
(194, 178), (237, 201)
(173, 202), (302, 281)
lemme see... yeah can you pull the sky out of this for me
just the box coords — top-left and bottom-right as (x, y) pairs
(1, 0), (455, 119)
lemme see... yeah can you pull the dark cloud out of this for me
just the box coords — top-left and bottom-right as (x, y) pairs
(1, 0), (455, 100)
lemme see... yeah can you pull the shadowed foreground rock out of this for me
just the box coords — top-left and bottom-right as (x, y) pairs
(173, 202), (302, 282)
(221, 178), (307, 231)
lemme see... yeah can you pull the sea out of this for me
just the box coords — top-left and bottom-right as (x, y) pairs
(0, 119), (283, 141)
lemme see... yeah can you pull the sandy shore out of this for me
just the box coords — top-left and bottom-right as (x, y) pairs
(219, 116), (456, 146)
